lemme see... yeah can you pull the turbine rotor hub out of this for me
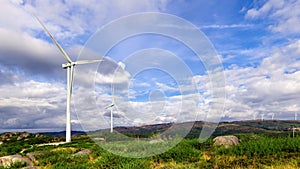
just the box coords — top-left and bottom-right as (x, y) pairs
(62, 62), (76, 69)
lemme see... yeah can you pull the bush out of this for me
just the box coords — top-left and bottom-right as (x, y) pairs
(155, 139), (202, 163)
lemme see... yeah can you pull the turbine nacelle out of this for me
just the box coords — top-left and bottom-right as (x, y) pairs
(62, 62), (75, 69)
(62, 60), (103, 69)
(105, 103), (115, 109)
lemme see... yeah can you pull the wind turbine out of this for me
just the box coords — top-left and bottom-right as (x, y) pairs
(261, 114), (264, 121)
(253, 113), (257, 120)
(105, 85), (115, 133)
(35, 16), (102, 142)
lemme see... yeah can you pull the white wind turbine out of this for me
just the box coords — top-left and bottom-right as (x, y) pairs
(261, 114), (264, 121)
(35, 16), (102, 142)
(105, 85), (115, 133)
(271, 113), (274, 120)
(253, 113), (257, 120)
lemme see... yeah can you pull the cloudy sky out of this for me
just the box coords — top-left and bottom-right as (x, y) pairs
(1, 0), (300, 132)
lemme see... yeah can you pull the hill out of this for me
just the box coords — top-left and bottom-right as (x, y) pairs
(93, 120), (300, 139)
(0, 120), (299, 168)
(38, 120), (300, 139)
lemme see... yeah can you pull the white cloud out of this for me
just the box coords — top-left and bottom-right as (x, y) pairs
(246, 0), (300, 34)
(0, 74), (67, 129)
(2, 0), (170, 42)
(0, 27), (68, 78)
(95, 70), (131, 85)
(0, 1), (37, 32)
(222, 40), (300, 120)
(200, 24), (253, 29)
(245, 0), (285, 19)
(155, 82), (178, 92)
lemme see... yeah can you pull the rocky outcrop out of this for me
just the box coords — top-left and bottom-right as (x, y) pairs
(213, 135), (239, 148)
(1, 132), (31, 141)
(1, 133), (14, 140)
(0, 154), (32, 167)
(0, 132), (45, 142)
(17, 132), (31, 141)
(93, 137), (105, 141)
(26, 152), (42, 163)
(149, 139), (164, 144)
(74, 149), (92, 156)
(35, 133), (43, 138)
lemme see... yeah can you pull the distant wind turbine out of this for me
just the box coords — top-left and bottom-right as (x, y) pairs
(253, 113), (257, 120)
(35, 16), (102, 142)
(271, 113), (274, 120)
(261, 114), (264, 121)
(105, 85), (115, 133)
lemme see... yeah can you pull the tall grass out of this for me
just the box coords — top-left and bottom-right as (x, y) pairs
(216, 135), (300, 158)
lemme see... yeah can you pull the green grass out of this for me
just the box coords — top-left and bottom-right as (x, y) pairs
(216, 135), (300, 157)
(0, 133), (300, 168)
(212, 134), (300, 168)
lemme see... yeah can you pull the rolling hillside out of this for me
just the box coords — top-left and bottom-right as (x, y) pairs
(0, 120), (299, 168)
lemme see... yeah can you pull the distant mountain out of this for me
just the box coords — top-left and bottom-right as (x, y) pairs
(39, 120), (300, 139)
(190, 120), (300, 138)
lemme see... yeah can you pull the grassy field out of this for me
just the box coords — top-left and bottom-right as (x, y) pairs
(0, 132), (299, 169)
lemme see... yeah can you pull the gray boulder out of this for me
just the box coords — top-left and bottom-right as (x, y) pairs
(74, 149), (92, 156)
(26, 151), (42, 163)
(213, 135), (239, 148)
(0, 154), (32, 167)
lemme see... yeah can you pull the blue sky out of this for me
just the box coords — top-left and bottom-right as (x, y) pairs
(1, 0), (300, 132)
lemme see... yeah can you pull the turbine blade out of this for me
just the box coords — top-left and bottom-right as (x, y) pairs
(35, 15), (73, 63)
(75, 60), (103, 65)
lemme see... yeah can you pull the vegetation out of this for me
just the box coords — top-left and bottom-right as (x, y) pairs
(0, 121), (300, 168)
(0, 134), (299, 168)
(0, 132), (63, 157)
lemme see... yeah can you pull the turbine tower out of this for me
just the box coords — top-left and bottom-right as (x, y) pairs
(35, 16), (102, 142)
(105, 85), (115, 133)
(261, 114), (264, 121)
(253, 113), (257, 120)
